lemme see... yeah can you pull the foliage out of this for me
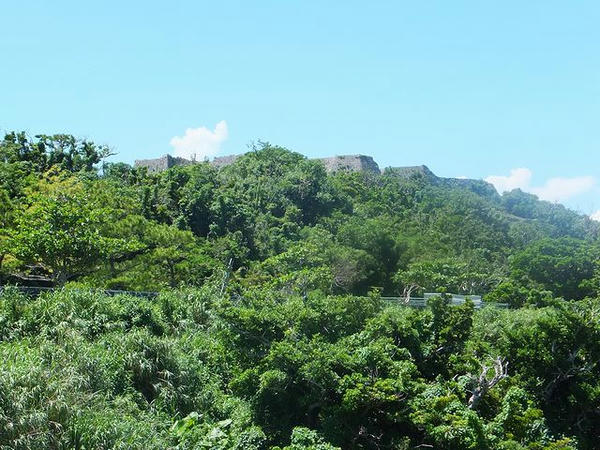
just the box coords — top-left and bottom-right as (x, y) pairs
(1, 132), (600, 448)
(1, 287), (597, 448)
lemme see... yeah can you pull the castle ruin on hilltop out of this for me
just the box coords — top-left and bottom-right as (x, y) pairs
(134, 153), (382, 174)
(317, 155), (380, 173)
(133, 154), (193, 173)
(133, 153), (497, 196)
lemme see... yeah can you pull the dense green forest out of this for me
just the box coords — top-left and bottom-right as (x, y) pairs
(1, 132), (600, 449)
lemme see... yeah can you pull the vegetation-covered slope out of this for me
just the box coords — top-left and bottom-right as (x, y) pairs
(2, 132), (598, 301)
(1, 132), (600, 448)
(2, 287), (599, 449)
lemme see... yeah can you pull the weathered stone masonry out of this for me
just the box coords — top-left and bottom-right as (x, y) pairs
(133, 153), (496, 195)
(133, 154), (192, 173)
(135, 153), (381, 174)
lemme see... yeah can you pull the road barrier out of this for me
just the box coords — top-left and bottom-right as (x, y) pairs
(381, 296), (508, 309)
(1, 286), (509, 309)
(0, 285), (158, 298)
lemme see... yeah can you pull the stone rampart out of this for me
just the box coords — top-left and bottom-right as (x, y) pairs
(134, 155), (192, 172)
(316, 155), (380, 174)
(132, 154), (496, 197)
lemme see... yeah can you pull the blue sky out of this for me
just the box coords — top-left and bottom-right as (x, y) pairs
(2, 1), (599, 216)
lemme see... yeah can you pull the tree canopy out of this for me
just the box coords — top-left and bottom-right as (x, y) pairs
(1, 132), (599, 448)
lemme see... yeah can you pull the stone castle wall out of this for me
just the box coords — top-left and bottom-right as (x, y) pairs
(134, 155), (192, 173)
(133, 154), (496, 196)
(316, 155), (380, 174)
(211, 154), (241, 168)
(135, 153), (381, 174)
(134, 155), (171, 172)
(384, 165), (436, 180)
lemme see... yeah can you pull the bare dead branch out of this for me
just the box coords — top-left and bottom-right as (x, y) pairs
(468, 356), (508, 410)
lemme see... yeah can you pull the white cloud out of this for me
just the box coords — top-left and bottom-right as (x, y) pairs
(169, 120), (228, 160)
(530, 176), (596, 203)
(485, 168), (596, 203)
(591, 210), (600, 222)
(485, 168), (532, 193)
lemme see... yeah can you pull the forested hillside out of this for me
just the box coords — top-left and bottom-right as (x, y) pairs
(2, 132), (598, 300)
(1, 133), (600, 449)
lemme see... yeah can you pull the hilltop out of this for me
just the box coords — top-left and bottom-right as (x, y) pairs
(2, 133), (600, 448)
(134, 152), (382, 174)
(135, 152), (498, 197)
(2, 133), (597, 296)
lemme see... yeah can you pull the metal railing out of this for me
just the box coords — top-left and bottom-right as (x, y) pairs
(0, 285), (158, 298)
(381, 296), (508, 309)
(1, 286), (509, 309)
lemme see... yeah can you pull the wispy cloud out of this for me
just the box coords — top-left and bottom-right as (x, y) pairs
(591, 210), (600, 222)
(170, 120), (228, 160)
(530, 176), (596, 203)
(485, 168), (596, 203)
(485, 168), (532, 193)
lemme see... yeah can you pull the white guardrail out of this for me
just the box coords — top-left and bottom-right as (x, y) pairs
(381, 293), (508, 309)
(1, 286), (509, 309)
